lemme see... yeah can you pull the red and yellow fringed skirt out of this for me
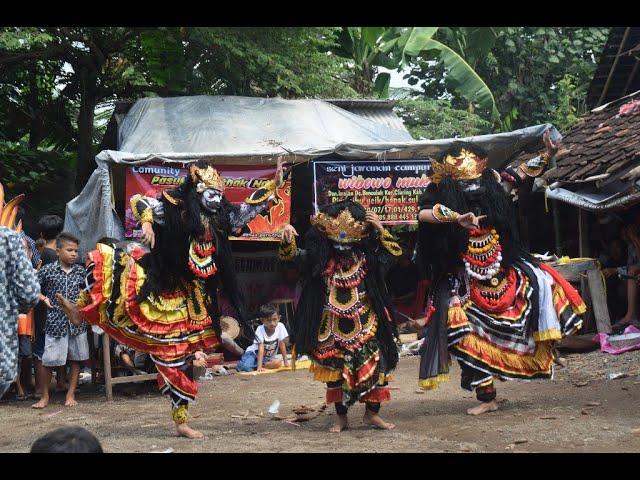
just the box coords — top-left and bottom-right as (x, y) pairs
(451, 261), (585, 381)
(418, 260), (586, 391)
(77, 243), (221, 400)
(309, 307), (391, 405)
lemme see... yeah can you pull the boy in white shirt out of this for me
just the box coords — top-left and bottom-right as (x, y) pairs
(237, 304), (289, 372)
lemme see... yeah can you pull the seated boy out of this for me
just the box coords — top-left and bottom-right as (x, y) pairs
(236, 304), (289, 372)
(32, 232), (89, 409)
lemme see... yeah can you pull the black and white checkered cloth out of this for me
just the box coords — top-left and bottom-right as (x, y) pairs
(38, 262), (87, 338)
(0, 227), (41, 386)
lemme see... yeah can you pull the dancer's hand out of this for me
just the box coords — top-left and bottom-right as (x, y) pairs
(275, 156), (285, 187)
(457, 212), (486, 230)
(543, 128), (559, 158)
(365, 211), (384, 233)
(141, 222), (155, 248)
(282, 224), (298, 243)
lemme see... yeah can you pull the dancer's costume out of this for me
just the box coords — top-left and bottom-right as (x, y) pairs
(417, 147), (585, 402)
(77, 161), (282, 424)
(279, 200), (401, 415)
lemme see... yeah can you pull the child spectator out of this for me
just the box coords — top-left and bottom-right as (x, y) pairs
(32, 232), (88, 409)
(33, 215), (66, 396)
(37, 215), (63, 265)
(30, 426), (103, 453)
(236, 303), (289, 372)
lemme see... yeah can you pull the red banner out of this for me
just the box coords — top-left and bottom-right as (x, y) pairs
(124, 163), (290, 241)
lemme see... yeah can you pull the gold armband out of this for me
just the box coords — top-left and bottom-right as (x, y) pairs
(130, 194), (154, 224)
(139, 209), (153, 224)
(380, 229), (402, 257)
(162, 190), (180, 206)
(432, 204), (460, 223)
(278, 236), (297, 261)
(245, 179), (277, 205)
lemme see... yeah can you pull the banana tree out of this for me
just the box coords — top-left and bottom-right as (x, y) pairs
(336, 27), (500, 121)
(333, 27), (402, 96)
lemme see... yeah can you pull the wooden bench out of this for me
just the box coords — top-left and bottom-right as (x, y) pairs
(97, 333), (156, 401)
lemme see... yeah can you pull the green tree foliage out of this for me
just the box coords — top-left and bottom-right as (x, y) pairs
(333, 27), (498, 119)
(550, 74), (584, 132)
(394, 98), (492, 140)
(406, 27), (609, 131)
(0, 27), (358, 198)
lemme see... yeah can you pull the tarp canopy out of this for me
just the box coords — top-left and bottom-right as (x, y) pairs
(65, 95), (560, 256)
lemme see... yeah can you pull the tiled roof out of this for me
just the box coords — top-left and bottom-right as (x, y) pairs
(511, 90), (640, 188)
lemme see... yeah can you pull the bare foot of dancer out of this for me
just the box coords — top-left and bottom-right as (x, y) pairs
(466, 400), (499, 415)
(176, 423), (204, 439)
(65, 396), (78, 407)
(55, 294), (83, 326)
(31, 398), (48, 409)
(329, 414), (349, 433)
(363, 411), (395, 430)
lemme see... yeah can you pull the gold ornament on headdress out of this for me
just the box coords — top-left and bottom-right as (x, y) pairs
(429, 148), (488, 184)
(190, 164), (225, 193)
(311, 209), (369, 244)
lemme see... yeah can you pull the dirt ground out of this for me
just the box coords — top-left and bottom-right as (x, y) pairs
(2, 349), (640, 453)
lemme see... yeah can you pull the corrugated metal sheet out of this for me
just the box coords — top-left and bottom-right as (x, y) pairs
(341, 107), (408, 133)
(324, 99), (410, 134)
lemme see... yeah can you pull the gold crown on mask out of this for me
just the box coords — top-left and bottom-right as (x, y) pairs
(190, 164), (225, 193)
(311, 209), (369, 244)
(429, 148), (488, 184)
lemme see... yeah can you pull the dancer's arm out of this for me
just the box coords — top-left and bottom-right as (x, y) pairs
(365, 211), (402, 257)
(500, 128), (559, 193)
(228, 157), (286, 232)
(278, 224), (306, 264)
(418, 204), (485, 230)
(130, 194), (168, 248)
(130, 194), (166, 225)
